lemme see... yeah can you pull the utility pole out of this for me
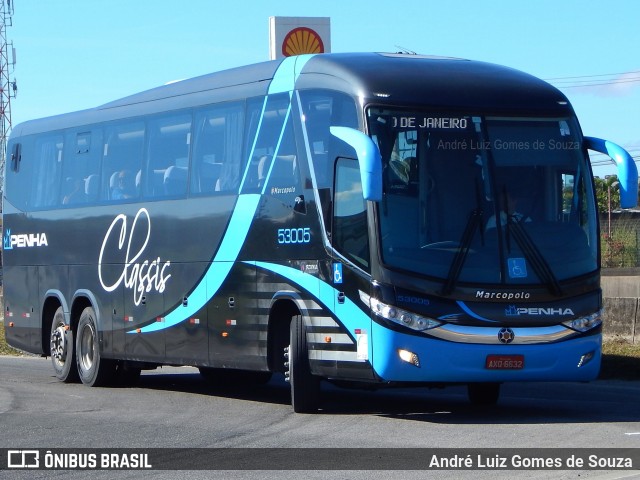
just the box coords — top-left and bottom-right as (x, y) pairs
(0, 0), (16, 202)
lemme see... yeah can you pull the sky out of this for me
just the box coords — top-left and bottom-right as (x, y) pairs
(5, 0), (640, 178)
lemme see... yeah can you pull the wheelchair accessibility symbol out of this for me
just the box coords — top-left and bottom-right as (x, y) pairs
(508, 257), (528, 279)
(333, 263), (343, 284)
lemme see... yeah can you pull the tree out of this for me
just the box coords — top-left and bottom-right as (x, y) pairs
(594, 175), (620, 214)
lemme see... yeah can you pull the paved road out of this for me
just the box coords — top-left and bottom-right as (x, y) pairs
(1, 355), (639, 480)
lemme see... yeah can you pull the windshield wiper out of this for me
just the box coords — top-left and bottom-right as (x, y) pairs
(441, 182), (485, 296)
(508, 219), (562, 296)
(441, 208), (483, 296)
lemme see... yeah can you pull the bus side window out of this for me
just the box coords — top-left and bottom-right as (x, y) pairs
(144, 113), (192, 198)
(192, 102), (244, 195)
(333, 158), (370, 271)
(5, 139), (31, 210)
(102, 122), (145, 202)
(298, 90), (359, 188)
(240, 94), (290, 193)
(298, 90), (359, 236)
(262, 113), (302, 206)
(60, 130), (102, 206)
(29, 135), (63, 209)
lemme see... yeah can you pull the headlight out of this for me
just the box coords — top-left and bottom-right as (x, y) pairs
(360, 291), (441, 332)
(562, 310), (602, 332)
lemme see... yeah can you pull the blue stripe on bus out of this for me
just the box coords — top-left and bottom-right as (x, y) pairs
(260, 104), (292, 195)
(456, 301), (500, 323)
(133, 55), (316, 334)
(268, 55), (314, 95)
(250, 261), (372, 350)
(238, 96), (268, 192)
(137, 194), (261, 333)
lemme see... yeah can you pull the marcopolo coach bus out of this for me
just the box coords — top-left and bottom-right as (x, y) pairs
(3, 53), (638, 412)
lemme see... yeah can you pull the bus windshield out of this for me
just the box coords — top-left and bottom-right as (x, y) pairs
(368, 108), (598, 288)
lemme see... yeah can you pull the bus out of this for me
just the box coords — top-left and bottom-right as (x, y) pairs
(3, 53), (638, 412)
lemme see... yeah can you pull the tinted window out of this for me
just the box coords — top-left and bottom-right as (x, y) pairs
(60, 130), (102, 206)
(261, 114), (301, 204)
(298, 90), (359, 189)
(144, 113), (192, 198)
(333, 158), (369, 270)
(5, 139), (30, 210)
(102, 121), (145, 202)
(30, 135), (63, 209)
(191, 102), (244, 195)
(240, 94), (290, 193)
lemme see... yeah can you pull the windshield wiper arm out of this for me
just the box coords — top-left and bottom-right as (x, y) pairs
(441, 208), (483, 296)
(508, 219), (562, 296)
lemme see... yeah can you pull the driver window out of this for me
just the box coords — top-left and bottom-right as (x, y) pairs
(333, 158), (370, 271)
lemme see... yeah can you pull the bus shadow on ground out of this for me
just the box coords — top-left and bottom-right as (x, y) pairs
(599, 354), (640, 381)
(134, 369), (640, 425)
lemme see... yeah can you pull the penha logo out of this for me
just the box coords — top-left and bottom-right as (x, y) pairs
(98, 208), (171, 306)
(505, 305), (574, 316)
(3, 229), (49, 250)
(3, 229), (11, 249)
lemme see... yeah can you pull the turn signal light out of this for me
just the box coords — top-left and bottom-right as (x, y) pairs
(398, 349), (421, 368)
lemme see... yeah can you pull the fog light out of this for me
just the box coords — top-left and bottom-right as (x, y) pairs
(577, 350), (595, 368)
(398, 349), (420, 368)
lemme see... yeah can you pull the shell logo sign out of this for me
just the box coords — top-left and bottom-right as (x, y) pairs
(282, 27), (325, 57)
(269, 17), (331, 60)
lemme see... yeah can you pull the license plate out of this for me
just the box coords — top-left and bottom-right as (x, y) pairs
(485, 354), (524, 370)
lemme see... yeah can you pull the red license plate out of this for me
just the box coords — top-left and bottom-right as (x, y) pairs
(485, 354), (524, 370)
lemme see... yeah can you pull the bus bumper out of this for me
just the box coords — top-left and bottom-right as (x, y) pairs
(370, 322), (601, 383)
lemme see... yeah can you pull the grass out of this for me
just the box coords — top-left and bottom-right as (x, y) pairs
(600, 215), (640, 268)
(0, 321), (23, 356)
(0, 297), (27, 355)
(2, 319), (639, 379)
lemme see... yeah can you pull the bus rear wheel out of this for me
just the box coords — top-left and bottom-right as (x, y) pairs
(50, 307), (79, 383)
(76, 306), (115, 387)
(286, 314), (320, 413)
(467, 382), (500, 405)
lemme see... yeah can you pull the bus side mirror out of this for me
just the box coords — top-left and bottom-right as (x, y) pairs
(585, 136), (638, 208)
(330, 126), (382, 201)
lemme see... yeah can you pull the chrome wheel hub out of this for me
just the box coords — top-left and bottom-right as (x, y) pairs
(50, 325), (67, 364)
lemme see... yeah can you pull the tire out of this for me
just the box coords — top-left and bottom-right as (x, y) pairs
(287, 314), (320, 413)
(76, 306), (115, 387)
(468, 382), (500, 405)
(50, 306), (79, 383)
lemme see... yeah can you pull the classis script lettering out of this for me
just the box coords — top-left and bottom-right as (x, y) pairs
(98, 208), (171, 306)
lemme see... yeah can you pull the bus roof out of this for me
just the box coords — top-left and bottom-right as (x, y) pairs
(12, 52), (572, 138)
(297, 52), (571, 114)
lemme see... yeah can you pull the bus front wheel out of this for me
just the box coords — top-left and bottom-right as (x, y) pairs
(286, 314), (320, 413)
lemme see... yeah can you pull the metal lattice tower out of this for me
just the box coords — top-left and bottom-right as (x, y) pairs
(0, 0), (16, 200)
